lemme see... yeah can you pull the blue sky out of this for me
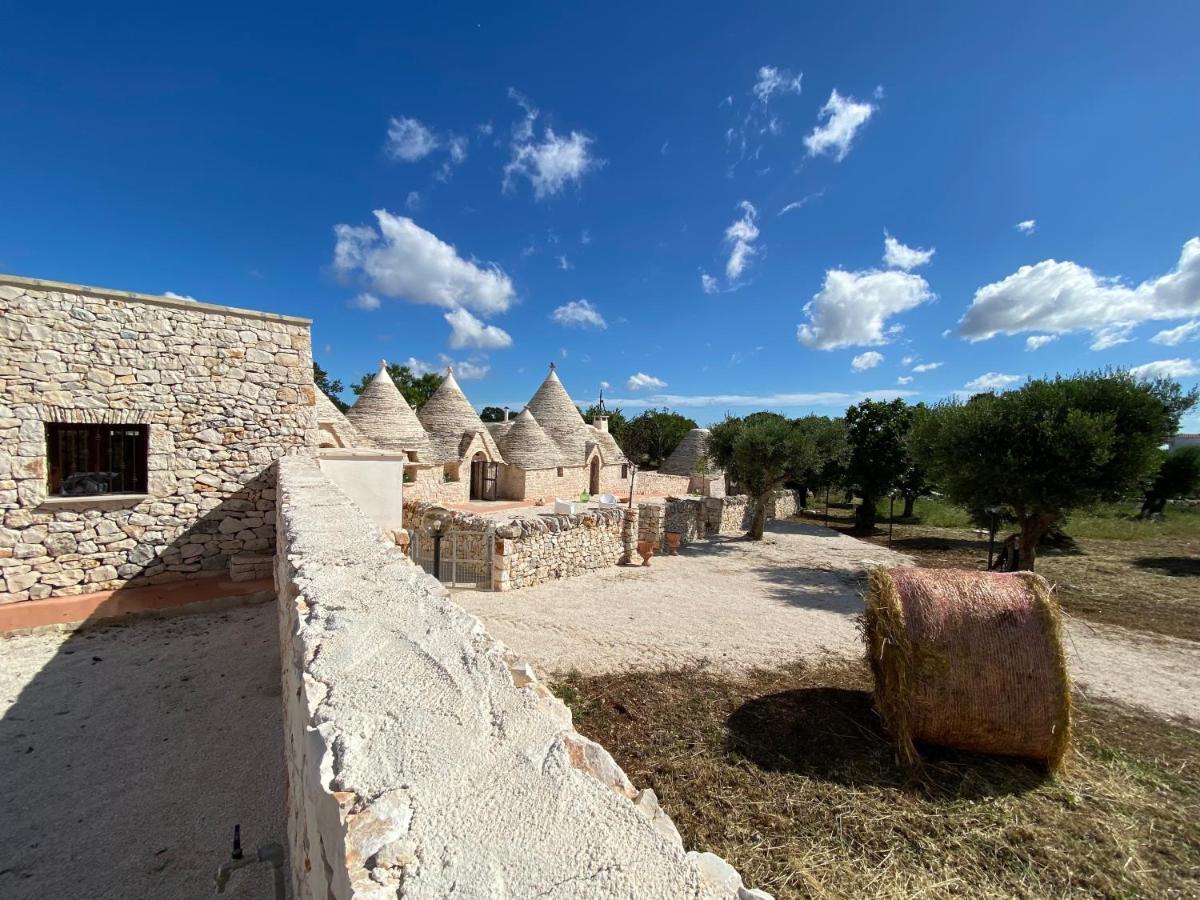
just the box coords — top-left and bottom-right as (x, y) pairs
(3, 2), (1199, 426)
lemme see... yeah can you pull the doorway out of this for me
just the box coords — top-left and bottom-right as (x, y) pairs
(469, 452), (498, 501)
(589, 457), (600, 495)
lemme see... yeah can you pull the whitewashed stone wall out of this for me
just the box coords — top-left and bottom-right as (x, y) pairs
(276, 456), (769, 899)
(0, 275), (317, 603)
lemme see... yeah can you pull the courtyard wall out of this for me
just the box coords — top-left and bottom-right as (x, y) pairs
(0, 274), (316, 604)
(275, 455), (764, 899)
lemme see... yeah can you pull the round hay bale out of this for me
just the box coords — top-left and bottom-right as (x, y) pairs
(863, 566), (1071, 771)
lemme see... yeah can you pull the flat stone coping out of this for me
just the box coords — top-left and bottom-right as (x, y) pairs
(37, 493), (151, 509)
(0, 575), (274, 633)
(0, 271), (312, 325)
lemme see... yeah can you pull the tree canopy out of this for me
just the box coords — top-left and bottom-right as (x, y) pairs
(623, 408), (697, 469)
(480, 406), (508, 423)
(844, 399), (914, 531)
(579, 404), (629, 448)
(350, 362), (444, 410)
(313, 361), (346, 412)
(912, 371), (1197, 569)
(1141, 445), (1200, 517)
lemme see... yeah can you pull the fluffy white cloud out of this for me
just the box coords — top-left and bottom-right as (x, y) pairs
(897, 376), (913, 385)
(965, 372), (1024, 391)
(753, 65), (803, 103)
(626, 372), (668, 391)
(1016, 219), (1037, 234)
(1089, 323), (1135, 351)
(403, 356), (437, 376)
(700, 272), (719, 294)
(163, 291), (196, 302)
(798, 268), (934, 350)
(959, 237), (1200, 343)
(724, 201), (760, 281)
(504, 128), (599, 199)
(333, 210), (515, 315)
(1025, 334), (1058, 351)
(349, 292), (381, 311)
(437, 353), (490, 380)
(883, 233), (935, 270)
(1151, 320), (1200, 346)
(551, 299), (606, 329)
(851, 351), (884, 371)
(386, 116), (438, 161)
(804, 89), (877, 161)
(911, 361), (943, 372)
(444, 307), (513, 350)
(607, 388), (915, 409)
(1128, 358), (1200, 380)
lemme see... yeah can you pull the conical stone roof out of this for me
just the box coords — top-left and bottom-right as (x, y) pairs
(500, 409), (562, 469)
(660, 427), (716, 475)
(315, 390), (373, 448)
(418, 368), (503, 463)
(525, 364), (593, 464)
(588, 423), (627, 463)
(345, 361), (432, 457)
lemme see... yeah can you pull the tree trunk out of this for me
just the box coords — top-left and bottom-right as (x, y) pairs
(1017, 514), (1055, 571)
(855, 493), (877, 532)
(747, 496), (767, 540)
(902, 494), (916, 518)
(1139, 496), (1167, 518)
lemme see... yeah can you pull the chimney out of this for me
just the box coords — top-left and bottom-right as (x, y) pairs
(594, 414), (609, 433)
(503, 406), (510, 422)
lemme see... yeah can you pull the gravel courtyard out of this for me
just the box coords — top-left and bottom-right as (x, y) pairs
(457, 519), (1200, 725)
(0, 601), (288, 900)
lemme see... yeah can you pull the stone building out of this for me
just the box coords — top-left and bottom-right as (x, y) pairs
(659, 427), (726, 497)
(0, 273), (317, 605)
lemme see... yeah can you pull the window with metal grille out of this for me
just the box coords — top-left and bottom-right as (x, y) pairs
(45, 423), (150, 496)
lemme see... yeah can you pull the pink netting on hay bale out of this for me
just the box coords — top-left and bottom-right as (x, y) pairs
(864, 567), (1072, 771)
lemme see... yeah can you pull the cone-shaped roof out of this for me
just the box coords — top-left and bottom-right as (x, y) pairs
(315, 391), (373, 449)
(499, 409), (562, 469)
(588, 424), (626, 463)
(660, 427), (717, 475)
(526, 364), (592, 463)
(418, 368), (502, 463)
(345, 361), (432, 456)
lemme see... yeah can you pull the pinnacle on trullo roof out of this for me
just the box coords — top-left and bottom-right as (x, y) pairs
(417, 368), (505, 464)
(498, 409), (562, 470)
(345, 360), (432, 457)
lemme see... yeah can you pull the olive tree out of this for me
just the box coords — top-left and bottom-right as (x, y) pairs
(844, 399), (914, 531)
(623, 408), (697, 469)
(912, 372), (1196, 570)
(1140, 446), (1200, 518)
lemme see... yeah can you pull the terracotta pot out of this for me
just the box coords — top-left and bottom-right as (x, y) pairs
(636, 540), (655, 566)
(665, 532), (682, 555)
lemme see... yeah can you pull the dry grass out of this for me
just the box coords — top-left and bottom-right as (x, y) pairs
(555, 659), (1200, 900)
(799, 504), (1200, 642)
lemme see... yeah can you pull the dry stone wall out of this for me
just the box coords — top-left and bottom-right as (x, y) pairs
(0, 275), (316, 604)
(494, 508), (626, 591)
(276, 456), (770, 899)
(632, 471), (692, 497)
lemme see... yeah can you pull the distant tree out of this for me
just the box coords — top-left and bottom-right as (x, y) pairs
(896, 403), (935, 518)
(709, 413), (815, 539)
(1140, 446), (1200, 517)
(480, 406), (508, 423)
(912, 372), (1197, 570)
(579, 404), (630, 448)
(313, 361), (347, 412)
(623, 408), (697, 469)
(790, 415), (848, 504)
(844, 399), (914, 531)
(350, 363), (444, 411)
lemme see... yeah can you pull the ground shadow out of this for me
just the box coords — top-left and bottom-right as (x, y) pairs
(748, 564), (864, 613)
(726, 686), (1049, 799)
(1132, 556), (1200, 577)
(0, 475), (289, 899)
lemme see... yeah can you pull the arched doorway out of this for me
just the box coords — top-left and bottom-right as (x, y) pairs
(470, 452), (497, 501)
(589, 456), (600, 495)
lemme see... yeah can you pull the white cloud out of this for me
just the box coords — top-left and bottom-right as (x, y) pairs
(965, 372), (1025, 391)
(901, 355), (915, 366)
(959, 238), (1200, 344)
(804, 89), (877, 161)
(753, 66), (803, 103)
(551, 299), (606, 329)
(444, 307), (513, 350)
(724, 201), (760, 281)
(502, 91), (601, 199)
(851, 351), (884, 371)
(1089, 323), (1135, 351)
(1128, 358), (1200, 380)
(607, 388), (915, 410)
(798, 268), (934, 350)
(333, 210), (514, 315)
(403, 356), (438, 376)
(163, 291), (196, 302)
(1151, 320), (1200, 346)
(349, 292), (381, 311)
(405, 191), (421, 211)
(437, 354), (490, 380)
(580, 229), (591, 245)
(911, 361), (943, 372)
(883, 233), (935, 270)
(778, 189), (825, 216)
(1016, 219), (1037, 234)
(897, 376), (913, 385)
(700, 272), (719, 294)
(626, 372), (668, 391)
(556, 254), (573, 271)
(1025, 334), (1058, 351)
(386, 116), (438, 161)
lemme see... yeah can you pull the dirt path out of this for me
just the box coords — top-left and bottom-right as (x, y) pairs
(456, 520), (1200, 727)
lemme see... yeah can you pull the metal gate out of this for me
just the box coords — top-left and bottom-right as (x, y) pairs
(411, 527), (493, 590)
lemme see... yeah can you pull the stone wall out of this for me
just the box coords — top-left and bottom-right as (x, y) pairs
(638, 502), (665, 548)
(703, 491), (804, 536)
(275, 456), (768, 899)
(494, 507), (626, 591)
(664, 497), (706, 546)
(404, 464), (468, 504)
(0, 275), (316, 604)
(632, 471), (692, 497)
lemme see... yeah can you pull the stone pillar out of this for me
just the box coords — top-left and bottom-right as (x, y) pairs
(492, 537), (513, 592)
(619, 506), (640, 565)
